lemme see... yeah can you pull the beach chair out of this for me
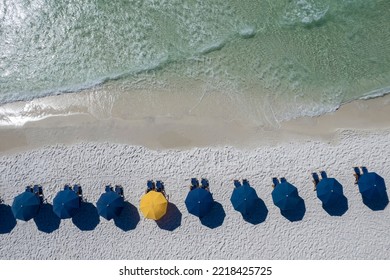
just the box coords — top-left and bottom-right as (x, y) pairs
(201, 178), (209, 191)
(312, 172), (320, 188)
(71, 185), (83, 205)
(64, 184), (71, 190)
(320, 171), (327, 179)
(191, 178), (199, 189)
(74, 184), (82, 196)
(33, 185), (43, 195)
(353, 167), (361, 184)
(25, 186), (33, 192)
(156, 181), (165, 192)
(280, 177), (287, 183)
(105, 185), (113, 192)
(242, 179), (250, 187)
(272, 177), (280, 188)
(146, 180), (155, 193)
(115, 185), (124, 197)
(33, 185), (44, 204)
(234, 179), (241, 188)
(361, 166), (368, 174)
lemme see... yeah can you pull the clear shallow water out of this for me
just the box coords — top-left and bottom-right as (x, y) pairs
(0, 0), (390, 124)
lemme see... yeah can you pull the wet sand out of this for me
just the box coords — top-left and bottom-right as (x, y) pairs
(0, 86), (389, 153)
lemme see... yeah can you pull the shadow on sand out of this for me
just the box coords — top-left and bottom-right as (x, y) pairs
(0, 204), (17, 234)
(72, 202), (100, 231)
(280, 198), (306, 222)
(322, 195), (349, 216)
(242, 198), (269, 225)
(200, 201), (226, 229)
(114, 201), (140, 231)
(34, 203), (61, 233)
(156, 202), (182, 231)
(362, 190), (389, 211)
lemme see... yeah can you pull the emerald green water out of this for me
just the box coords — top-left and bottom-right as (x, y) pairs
(1, 0), (389, 121)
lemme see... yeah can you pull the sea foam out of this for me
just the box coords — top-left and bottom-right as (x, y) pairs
(1, 0), (389, 126)
(281, 0), (329, 27)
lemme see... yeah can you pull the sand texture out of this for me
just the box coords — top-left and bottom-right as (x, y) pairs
(0, 129), (389, 260)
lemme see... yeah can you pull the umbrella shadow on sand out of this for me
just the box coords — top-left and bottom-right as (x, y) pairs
(156, 202), (182, 231)
(242, 198), (268, 225)
(72, 202), (100, 231)
(114, 201), (140, 231)
(0, 204), (17, 234)
(280, 198), (306, 222)
(200, 201), (226, 229)
(362, 189), (389, 211)
(34, 203), (61, 233)
(322, 195), (349, 216)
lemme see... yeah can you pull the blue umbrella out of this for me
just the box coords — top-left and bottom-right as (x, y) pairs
(185, 188), (214, 218)
(230, 185), (258, 215)
(96, 191), (124, 220)
(53, 189), (80, 219)
(12, 191), (41, 221)
(316, 178), (343, 205)
(271, 182), (300, 211)
(358, 172), (385, 200)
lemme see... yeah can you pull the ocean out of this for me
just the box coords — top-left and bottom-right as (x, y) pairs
(1, 0), (390, 125)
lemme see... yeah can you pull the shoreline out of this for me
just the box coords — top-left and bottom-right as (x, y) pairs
(0, 89), (390, 154)
(280, 93), (390, 138)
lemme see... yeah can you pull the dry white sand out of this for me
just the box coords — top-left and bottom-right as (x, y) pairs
(0, 128), (389, 259)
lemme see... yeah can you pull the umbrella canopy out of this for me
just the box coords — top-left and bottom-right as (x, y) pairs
(230, 185), (258, 215)
(53, 189), (81, 219)
(97, 191), (124, 220)
(358, 172), (385, 200)
(316, 178), (343, 205)
(12, 191), (41, 221)
(271, 182), (300, 211)
(185, 188), (214, 218)
(139, 191), (168, 220)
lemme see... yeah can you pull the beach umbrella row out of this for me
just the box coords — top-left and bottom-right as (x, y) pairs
(5, 179), (300, 223)
(140, 178), (215, 220)
(7, 182), (209, 222)
(9, 185), (125, 222)
(313, 168), (386, 206)
(4, 168), (386, 223)
(139, 179), (215, 220)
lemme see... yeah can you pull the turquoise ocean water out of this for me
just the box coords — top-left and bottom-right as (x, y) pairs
(1, 0), (390, 122)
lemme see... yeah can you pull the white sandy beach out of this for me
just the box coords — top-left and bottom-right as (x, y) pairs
(0, 91), (390, 259)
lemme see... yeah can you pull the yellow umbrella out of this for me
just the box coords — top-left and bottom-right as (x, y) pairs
(139, 191), (168, 220)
